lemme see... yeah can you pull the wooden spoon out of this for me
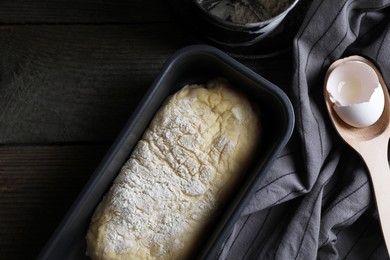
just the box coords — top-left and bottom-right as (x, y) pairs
(324, 55), (390, 254)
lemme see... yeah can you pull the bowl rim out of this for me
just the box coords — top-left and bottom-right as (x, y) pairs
(192, 0), (300, 29)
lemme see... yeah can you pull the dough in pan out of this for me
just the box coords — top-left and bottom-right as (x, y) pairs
(86, 78), (262, 259)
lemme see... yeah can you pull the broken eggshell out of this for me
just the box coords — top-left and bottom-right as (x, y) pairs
(326, 60), (385, 128)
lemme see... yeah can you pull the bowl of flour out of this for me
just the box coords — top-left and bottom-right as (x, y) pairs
(196, 0), (299, 44)
(168, 0), (301, 56)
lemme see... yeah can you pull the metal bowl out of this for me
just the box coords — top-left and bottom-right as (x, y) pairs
(194, 0), (299, 43)
(168, 0), (308, 57)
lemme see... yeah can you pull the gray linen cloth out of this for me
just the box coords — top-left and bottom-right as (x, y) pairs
(219, 0), (390, 259)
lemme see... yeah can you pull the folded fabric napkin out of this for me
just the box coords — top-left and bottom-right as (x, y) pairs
(219, 0), (390, 259)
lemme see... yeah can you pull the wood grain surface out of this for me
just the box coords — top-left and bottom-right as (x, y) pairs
(0, 0), (294, 259)
(0, 0), (172, 24)
(0, 24), (189, 143)
(0, 145), (109, 259)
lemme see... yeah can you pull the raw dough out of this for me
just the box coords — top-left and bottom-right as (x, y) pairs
(86, 78), (261, 259)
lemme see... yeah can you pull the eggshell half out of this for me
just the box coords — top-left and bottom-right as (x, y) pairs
(333, 85), (384, 128)
(326, 61), (385, 128)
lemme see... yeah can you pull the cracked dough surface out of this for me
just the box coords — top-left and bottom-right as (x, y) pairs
(86, 78), (262, 260)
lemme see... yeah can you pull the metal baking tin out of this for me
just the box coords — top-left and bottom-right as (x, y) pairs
(38, 45), (295, 260)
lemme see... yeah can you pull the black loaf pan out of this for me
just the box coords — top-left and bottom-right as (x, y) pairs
(38, 45), (295, 260)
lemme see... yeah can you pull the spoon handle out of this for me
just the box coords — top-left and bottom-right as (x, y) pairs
(358, 135), (390, 252)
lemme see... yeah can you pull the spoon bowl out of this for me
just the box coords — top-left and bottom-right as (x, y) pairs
(324, 55), (390, 255)
(325, 56), (390, 142)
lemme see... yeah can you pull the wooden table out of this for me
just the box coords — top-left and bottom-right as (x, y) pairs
(0, 1), (293, 259)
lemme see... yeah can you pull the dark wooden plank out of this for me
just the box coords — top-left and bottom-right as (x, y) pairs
(0, 144), (109, 260)
(0, 0), (173, 24)
(0, 24), (191, 144)
(243, 54), (293, 93)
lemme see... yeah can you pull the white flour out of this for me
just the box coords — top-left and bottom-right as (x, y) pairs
(197, 0), (291, 24)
